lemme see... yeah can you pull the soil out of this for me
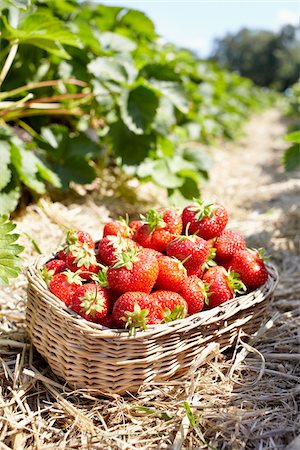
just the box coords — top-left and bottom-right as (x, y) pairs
(0, 108), (299, 449)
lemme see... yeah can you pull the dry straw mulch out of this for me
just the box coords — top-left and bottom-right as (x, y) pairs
(1, 109), (299, 449)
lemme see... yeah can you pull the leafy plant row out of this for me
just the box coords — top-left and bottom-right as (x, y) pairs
(0, 0), (274, 214)
(282, 81), (300, 172)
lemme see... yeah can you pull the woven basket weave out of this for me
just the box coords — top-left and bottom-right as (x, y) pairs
(26, 256), (278, 395)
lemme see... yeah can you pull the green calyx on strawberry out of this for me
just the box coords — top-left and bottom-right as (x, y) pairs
(112, 246), (140, 270)
(202, 247), (217, 270)
(140, 208), (167, 231)
(68, 243), (98, 269)
(161, 305), (186, 323)
(64, 269), (84, 285)
(90, 264), (108, 287)
(78, 287), (106, 317)
(227, 270), (247, 294)
(191, 199), (218, 221)
(122, 303), (150, 336)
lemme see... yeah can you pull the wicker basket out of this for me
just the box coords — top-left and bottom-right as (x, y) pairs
(26, 255), (278, 395)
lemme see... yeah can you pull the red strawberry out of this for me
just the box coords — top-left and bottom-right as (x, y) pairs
(215, 230), (246, 264)
(182, 200), (228, 239)
(90, 265), (119, 311)
(203, 266), (246, 308)
(167, 234), (211, 275)
(103, 216), (134, 238)
(107, 248), (159, 294)
(229, 249), (268, 289)
(66, 244), (99, 279)
(112, 292), (160, 334)
(178, 276), (207, 315)
(150, 291), (188, 322)
(136, 208), (182, 252)
(98, 314), (119, 329)
(41, 259), (66, 285)
(71, 283), (110, 323)
(97, 235), (138, 266)
(129, 220), (144, 236)
(155, 255), (187, 291)
(49, 270), (83, 306)
(57, 230), (94, 260)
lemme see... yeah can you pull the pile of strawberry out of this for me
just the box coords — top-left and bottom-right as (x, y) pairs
(41, 200), (269, 334)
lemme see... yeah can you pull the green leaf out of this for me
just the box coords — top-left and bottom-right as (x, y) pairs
(182, 147), (213, 172)
(10, 144), (46, 194)
(0, 175), (21, 215)
(119, 85), (159, 134)
(284, 130), (300, 144)
(282, 144), (300, 171)
(151, 159), (183, 188)
(110, 121), (153, 165)
(68, 134), (100, 159)
(157, 136), (175, 157)
(0, 215), (23, 286)
(0, 141), (12, 190)
(88, 57), (130, 83)
(98, 31), (136, 53)
(2, 12), (81, 59)
(149, 80), (189, 114)
(55, 156), (96, 190)
(118, 9), (155, 38)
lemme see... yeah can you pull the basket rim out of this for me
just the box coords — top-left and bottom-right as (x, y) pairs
(26, 254), (279, 339)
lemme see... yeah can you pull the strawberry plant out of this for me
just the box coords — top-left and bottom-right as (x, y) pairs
(0, 0), (274, 214)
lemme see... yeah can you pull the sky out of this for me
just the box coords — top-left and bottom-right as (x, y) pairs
(99, 1), (300, 56)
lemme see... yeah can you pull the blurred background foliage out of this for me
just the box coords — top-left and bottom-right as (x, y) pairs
(212, 25), (300, 91)
(0, 0), (298, 216)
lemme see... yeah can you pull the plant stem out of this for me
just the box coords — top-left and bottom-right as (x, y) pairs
(0, 43), (19, 88)
(0, 78), (88, 100)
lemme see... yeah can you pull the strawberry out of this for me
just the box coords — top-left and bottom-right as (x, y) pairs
(136, 208), (182, 253)
(97, 235), (138, 266)
(215, 229), (246, 264)
(203, 266), (246, 308)
(112, 292), (160, 334)
(182, 200), (228, 239)
(98, 314), (119, 329)
(229, 249), (269, 289)
(57, 230), (94, 260)
(150, 291), (188, 322)
(178, 276), (207, 315)
(49, 270), (83, 306)
(90, 265), (119, 311)
(66, 244), (99, 279)
(155, 255), (187, 291)
(107, 247), (159, 294)
(129, 220), (144, 236)
(41, 259), (66, 285)
(70, 283), (110, 323)
(103, 216), (133, 238)
(166, 234), (211, 275)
